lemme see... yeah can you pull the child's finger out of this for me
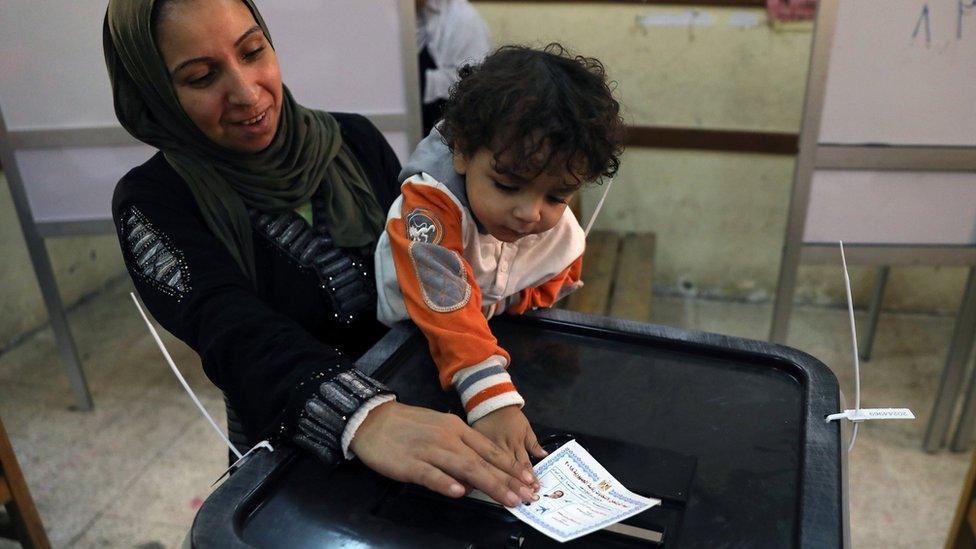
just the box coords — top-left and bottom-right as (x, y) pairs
(526, 431), (548, 459)
(515, 446), (532, 472)
(513, 446), (539, 495)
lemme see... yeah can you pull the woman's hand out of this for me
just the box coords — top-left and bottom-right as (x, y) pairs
(349, 401), (538, 507)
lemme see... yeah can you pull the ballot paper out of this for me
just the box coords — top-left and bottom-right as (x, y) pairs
(510, 439), (660, 542)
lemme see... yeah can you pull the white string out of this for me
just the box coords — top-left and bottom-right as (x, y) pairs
(548, 177), (615, 309)
(130, 292), (243, 460)
(583, 177), (614, 237)
(839, 242), (861, 452)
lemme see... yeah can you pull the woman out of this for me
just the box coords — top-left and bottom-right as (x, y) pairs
(103, 0), (537, 508)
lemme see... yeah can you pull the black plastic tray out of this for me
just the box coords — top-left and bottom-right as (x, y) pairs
(191, 309), (844, 548)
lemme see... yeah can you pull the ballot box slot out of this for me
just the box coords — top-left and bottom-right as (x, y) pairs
(378, 484), (669, 547)
(534, 430), (695, 504)
(374, 483), (527, 547)
(465, 488), (667, 547)
(534, 430), (692, 546)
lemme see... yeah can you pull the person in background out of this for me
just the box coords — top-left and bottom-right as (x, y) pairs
(416, 0), (491, 135)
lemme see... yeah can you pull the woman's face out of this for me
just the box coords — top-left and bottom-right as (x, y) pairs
(156, 0), (283, 153)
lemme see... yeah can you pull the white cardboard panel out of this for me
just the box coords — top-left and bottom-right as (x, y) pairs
(1, 0), (415, 225)
(0, 1), (118, 130)
(16, 145), (156, 224)
(803, 170), (976, 245)
(819, 0), (976, 146)
(17, 132), (408, 225)
(262, 1), (408, 114)
(382, 130), (410, 165)
(0, 1), (409, 130)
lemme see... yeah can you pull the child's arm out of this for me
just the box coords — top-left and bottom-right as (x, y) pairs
(506, 255), (584, 315)
(385, 178), (523, 424)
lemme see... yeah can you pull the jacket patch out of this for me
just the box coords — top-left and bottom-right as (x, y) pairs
(406, 208), (443, 244)
(409, 242), (471, 312)
(122, 207), (190, 299)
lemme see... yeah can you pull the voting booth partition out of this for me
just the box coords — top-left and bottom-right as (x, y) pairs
(769, 0), (976, 452)
(0, 1), (422, 410)
(191, 310), (847, 548)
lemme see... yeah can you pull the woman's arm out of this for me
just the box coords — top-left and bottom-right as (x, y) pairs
(114, 161), (536, 504)
(114, 192), (360, 444)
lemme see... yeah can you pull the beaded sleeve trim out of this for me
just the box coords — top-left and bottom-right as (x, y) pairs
(250, 206), (375, 325)
(292, 369), (394, 465)
(121, 207), (191, 300)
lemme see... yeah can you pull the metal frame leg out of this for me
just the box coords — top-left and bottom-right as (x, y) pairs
(949, 344), (976, 452)
(0, 109), (93, 411)
(29, 242), (94, 411)
(859, 266), (889, 361)
(924, 267), (976, 452)
(770, 249), (800, 344)
(948, 271), (976, 452)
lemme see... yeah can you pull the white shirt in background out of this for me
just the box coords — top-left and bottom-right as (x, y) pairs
(416, 0), (492, 105)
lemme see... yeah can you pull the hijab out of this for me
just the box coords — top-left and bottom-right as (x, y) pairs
(103, 0), (385, 282)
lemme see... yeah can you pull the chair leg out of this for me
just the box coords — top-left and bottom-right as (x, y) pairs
(859, 266), (889, 361)
(0, 419), (50, 548)
(951, 345), (976, 452)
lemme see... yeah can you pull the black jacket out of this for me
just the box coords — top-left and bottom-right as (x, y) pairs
(112, 113), (401, 443)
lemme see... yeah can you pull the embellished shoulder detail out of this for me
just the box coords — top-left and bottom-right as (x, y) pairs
(120, 206), (191, 300)
(250, 205), (375, 325)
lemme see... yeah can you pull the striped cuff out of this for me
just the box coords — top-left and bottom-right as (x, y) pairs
(452, 356), (525, 424)
(293, 369), (394, 466)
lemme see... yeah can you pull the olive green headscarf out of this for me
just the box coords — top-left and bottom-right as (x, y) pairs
(103, 0), (385, 283)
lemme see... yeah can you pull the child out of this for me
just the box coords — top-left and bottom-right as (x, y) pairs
(375, 44), (623, 466)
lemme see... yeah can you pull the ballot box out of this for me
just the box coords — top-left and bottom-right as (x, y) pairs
(191, 309), (847, 548)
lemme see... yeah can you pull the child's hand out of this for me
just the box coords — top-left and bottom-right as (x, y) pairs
(472, 406), (548, 489)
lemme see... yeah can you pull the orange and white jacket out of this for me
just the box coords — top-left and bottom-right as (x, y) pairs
(375, 129), (585, 423)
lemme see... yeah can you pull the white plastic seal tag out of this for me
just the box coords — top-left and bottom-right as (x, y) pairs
(210, 440), (275, 487)
(826, 408), (917, 423)
(829, 242), (916, 452)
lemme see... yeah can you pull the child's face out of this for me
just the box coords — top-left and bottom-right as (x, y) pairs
(453, 148), (579, 243)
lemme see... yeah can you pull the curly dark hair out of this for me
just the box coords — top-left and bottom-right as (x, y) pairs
(439, 43), (623, 187)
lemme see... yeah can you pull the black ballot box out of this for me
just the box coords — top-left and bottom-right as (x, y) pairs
(190, 309), (847, 548)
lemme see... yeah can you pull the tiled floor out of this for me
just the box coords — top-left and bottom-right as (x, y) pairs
(0, 281), (225, 548)
(0, 280), (969, 547)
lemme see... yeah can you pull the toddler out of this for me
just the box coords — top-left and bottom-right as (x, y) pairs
(375, 43), (623, 467)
